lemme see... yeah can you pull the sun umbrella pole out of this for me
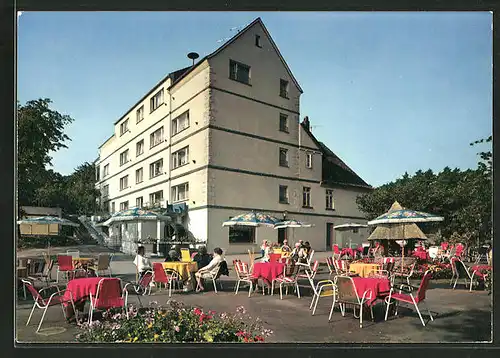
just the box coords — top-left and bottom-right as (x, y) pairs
(401, 224), (405, 275)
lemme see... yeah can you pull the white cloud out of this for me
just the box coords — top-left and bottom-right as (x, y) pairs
(17, 11), (23, 19)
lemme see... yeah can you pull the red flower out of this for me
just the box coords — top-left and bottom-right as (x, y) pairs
(236, 331), (245, 337)
(193, 308), (203, 316)
(208, 310), (216, 315)
(243, 337), (249, 342)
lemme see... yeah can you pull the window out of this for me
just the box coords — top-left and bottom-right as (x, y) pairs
(136, 139), (144, 157)
(229, 60), (251, 85)
(326, 189), (334, 210)
(255, 35), (261, 47)
(172, 111), (190, 136)
(136, 105), (144, 123)
(279, 185), (289, 204)
(103, 164), (109, 177)
(149, 159), (163, 178)
(119, 175), (129, 191)
(150, 127), (164, 148)
(135, 168), (143, 184)
(101, 184), (109, 198)
(150, 89), (164, 112)
(136, 197), (143, 208)
(120, 201), (129, 211)
(111, 202), (115, 213)
(96, 166), (100, 181)
(149, 190), (163, 205)
(303, 187), (311, 207)
(279, 148), (289, 167)
(229, 225), (256, 244)
(172, 146), (189, 169)
(353, 228), (359, 234)
(306, 153), (313, 169)
(279, 113), (288, 132)
(119, 149), (129, 166)
(172, 183), (189, 202)
(280, 79), (289, 98)
(120, 119), (129, 136)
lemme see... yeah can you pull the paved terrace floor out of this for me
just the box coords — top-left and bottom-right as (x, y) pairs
(15, 245), (492, 344)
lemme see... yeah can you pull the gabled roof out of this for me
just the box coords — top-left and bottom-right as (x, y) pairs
(300, 122), (372, 189)
(169, 17), (303, 93)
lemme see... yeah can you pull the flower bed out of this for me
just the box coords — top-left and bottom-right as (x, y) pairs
(413, 261), (453, 279)
(76, 300), (273, 343)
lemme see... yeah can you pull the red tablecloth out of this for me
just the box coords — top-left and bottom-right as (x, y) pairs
(269, 253), (281, 262)
(351, 277), (391, 306)
(63, 277), (122, 308)
(252, 262), (286, 284)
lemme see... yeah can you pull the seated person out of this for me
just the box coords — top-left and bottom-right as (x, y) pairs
(261, 242), (271, 262)
(281, 239), (292, 252)
(297, 241), (311, 263)
(195, 247), (224, 292)
(133, 246), (152, 280)
(193, 246), (212, 269)
(165, 247), (181, 262)
(290, 243), (301, 261)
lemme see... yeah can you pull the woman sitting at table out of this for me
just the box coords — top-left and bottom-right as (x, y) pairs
(281, 239), (292, 252)
(195, 247), (224, 292)
(260, 242), (271, 262)
(133, 246), (152, 279)
(193, 246), (212, 269)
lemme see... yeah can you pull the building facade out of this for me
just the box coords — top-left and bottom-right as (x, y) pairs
(95, 18), (372, 254)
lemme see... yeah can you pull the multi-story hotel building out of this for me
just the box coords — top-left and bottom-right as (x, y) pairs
(95, 18), (372, 254)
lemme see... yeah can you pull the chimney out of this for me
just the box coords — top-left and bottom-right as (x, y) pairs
(302, 116), (310, 131)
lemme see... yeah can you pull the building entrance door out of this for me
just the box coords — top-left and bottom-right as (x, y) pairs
(278, 228), (287, 244)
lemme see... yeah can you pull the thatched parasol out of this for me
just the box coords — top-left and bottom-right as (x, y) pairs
(368, 201), (427, 241)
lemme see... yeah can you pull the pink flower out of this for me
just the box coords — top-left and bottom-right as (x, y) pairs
(174, 326), (180, 332)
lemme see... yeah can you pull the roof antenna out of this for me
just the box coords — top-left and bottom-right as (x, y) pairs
(187, 52), (199, 66)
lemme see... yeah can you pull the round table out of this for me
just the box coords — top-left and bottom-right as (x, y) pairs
(161, 261), (198, 281)
(252, 262), (286, 285)
(349, 263), (380, 278)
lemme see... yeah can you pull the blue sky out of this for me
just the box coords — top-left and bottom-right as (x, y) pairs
(17, 12), (492, 187)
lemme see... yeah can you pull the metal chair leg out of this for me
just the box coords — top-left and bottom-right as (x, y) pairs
(36, 305), (50, 332)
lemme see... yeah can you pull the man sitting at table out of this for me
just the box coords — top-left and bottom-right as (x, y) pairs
(195, 247), (224, 292)
(133, 246), (152, 280)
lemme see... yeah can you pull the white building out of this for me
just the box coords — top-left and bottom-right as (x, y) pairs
(95, 17), (372, 254)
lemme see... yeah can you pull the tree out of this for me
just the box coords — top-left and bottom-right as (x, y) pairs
(17, 99), (74, 206)
(65, 162), (100, 215)
(356, 138), (492, 246)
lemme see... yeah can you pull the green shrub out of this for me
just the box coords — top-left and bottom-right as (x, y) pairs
(76, 300), (273, 343)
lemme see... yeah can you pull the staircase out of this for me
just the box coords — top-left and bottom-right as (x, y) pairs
(78, 216), (108, 246)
